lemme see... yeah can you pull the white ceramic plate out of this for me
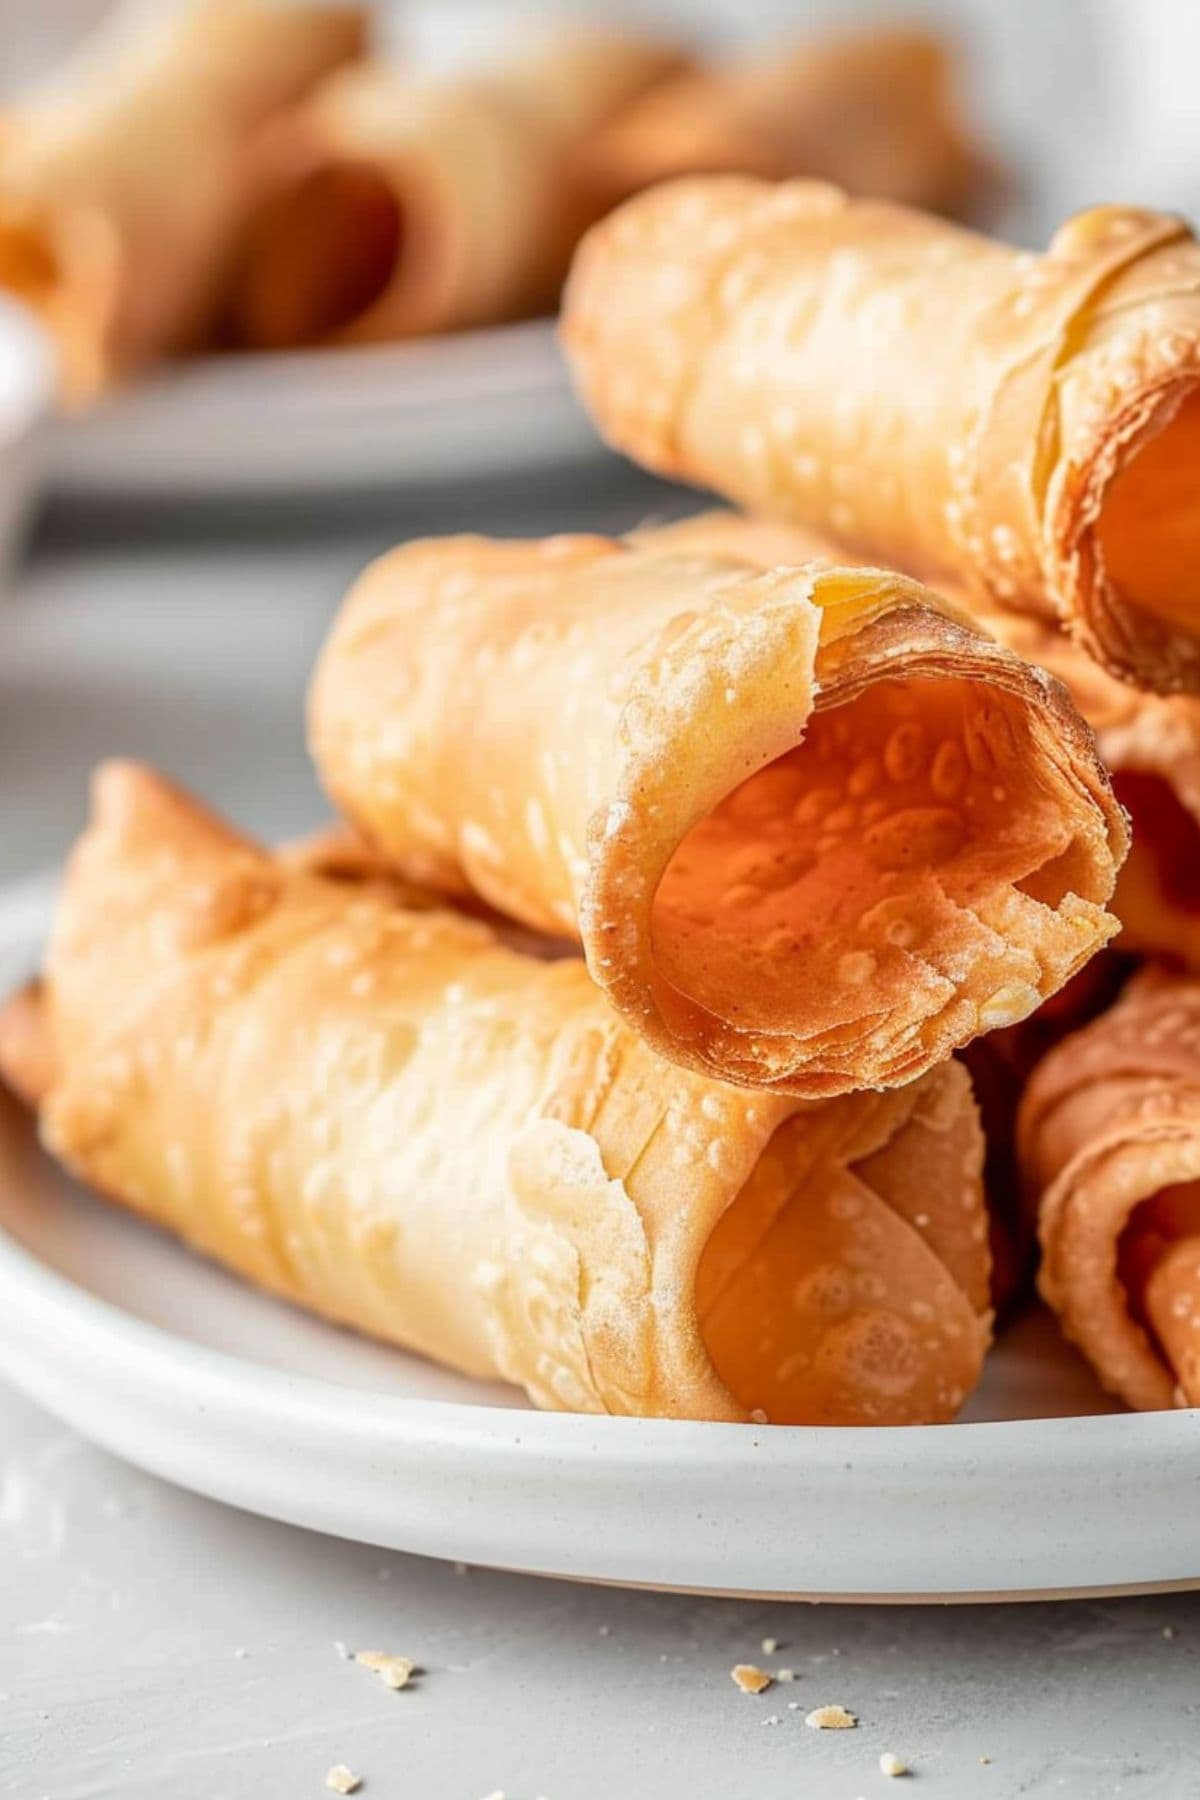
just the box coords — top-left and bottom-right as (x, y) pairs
(0, 296), (55, 569)
(41, 319), (606, 499)
(1, 877), (1197, 1602)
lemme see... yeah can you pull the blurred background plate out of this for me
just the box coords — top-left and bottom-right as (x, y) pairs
(41, 320), (605, 500)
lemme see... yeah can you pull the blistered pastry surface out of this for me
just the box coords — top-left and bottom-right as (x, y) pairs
(0, 761), (992, 1425)
(563, 178), (1200, 692)
(311, 527), (1124, 1097)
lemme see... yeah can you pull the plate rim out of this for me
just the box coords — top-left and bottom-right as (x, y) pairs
(3, 1199), (1199, 1469)
(39, 315), (605, 497)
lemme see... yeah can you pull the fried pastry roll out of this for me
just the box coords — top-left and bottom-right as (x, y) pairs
(562, 177), (1200, 693)
(659, 507), (1200, 971)
(226, 26), (687, 348)
(310, 528), (1125, 1097)
(1020, 969), (1200, 1410)
(579, 25), (991, 223)
(0, 761), (993, 1426)
(0, 0), (365, 395)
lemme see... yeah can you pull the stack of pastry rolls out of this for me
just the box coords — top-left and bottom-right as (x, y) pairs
(1, 504), (1129, 1424)
(11, 156), (1200, 1426)
(562, 173), (1200, 1411)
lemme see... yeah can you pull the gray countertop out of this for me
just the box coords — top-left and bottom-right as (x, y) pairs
(3, 485), (1199, 1800)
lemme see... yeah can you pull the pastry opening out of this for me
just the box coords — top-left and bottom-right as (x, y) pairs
(1095, 386), (1200, 640)
(1119, 1178), (1200, 1404)
(650, 675), (1082, 1042)
(694, 1099), (984, 1425)
(0, 215), (59, 315)
(1111, 770), (1200, 918)
(231, 161), (403, 349)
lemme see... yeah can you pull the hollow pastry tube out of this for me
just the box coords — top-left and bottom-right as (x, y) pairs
(562, 177), (1200, 694)
(0, 0), (366, 395)
(309, 528), (1126, 1098)
(0, 761), (992, 1426)
(1020, 968), (1200, 1411)
(226, 25), (688, 348)
(578, 25), (992, 223)
(654, 508), (1200, 973)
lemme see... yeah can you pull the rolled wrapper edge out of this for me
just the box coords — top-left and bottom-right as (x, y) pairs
(0, 760), (993, 1426)
(561, 179), (1200, 695)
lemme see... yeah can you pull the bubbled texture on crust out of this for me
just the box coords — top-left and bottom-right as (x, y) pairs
(562, 179), (1200, 693)
(310, 529), (1125, 1098)
(0, 761), (993, 1425)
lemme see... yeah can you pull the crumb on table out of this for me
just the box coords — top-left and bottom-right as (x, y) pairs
(325, 1766), (361, 1795)
(354, 1649), (415, 1689)
(731, 1663), (773, 1694)
(805, 1703), (857, 1730)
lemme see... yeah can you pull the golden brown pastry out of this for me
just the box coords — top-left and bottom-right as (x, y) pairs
(653, 508), (1200, 972)
(0, 761), (993, 1425)
(969, 608), (1200, 973)
(961, 949), (1134, 1316)
(562, 177), (1200, 694)
(309, 526), (1126, 1099)
(226, 26), (688, 348)
(0, 0), (366, 396)
(578, 25), (991, 223)
(1019, 967), (1200, 1410)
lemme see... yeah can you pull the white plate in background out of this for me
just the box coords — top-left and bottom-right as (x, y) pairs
(1, 878), (1196, 1604)
(42, 320), (607, 500)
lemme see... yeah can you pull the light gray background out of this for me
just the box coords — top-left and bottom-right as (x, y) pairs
(3, 484), (1200, 1799)
(5, 1), (1200, 1786)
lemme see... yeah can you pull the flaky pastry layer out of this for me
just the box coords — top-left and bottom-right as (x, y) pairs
(562, 177), (1200, 693)
(1020, 969), (1200, 1411)
(310, 528), (1125, 1097)
(663, 508), (1200, 973)
(0, 762), (992, 1425)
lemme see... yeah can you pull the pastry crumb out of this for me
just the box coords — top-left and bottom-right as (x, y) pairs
(761, 1714), (781, 1726)
(749, 1407), (769, 1424)
(879, 1751), (908, 1776)
(805, 1703), (857, 1730)
(325, 1767), (361, 1795)
(760, 1636), (780, 1654)
(1163, 1625), (1177, 1638)
(979, 1754), (992, 1764)
(333, 1640), (350, 1660)
(776, 1666), (795, 1682)
(731, 1663), (773, 1694)
(354, 1649), (415, 1690)
(232, 1647), (248, 1660)
(787, 1700), (802, 1711)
